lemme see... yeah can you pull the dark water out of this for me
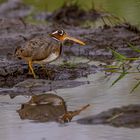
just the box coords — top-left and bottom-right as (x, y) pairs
(24, 0), (140, 24)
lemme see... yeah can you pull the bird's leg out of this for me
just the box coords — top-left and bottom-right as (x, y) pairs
(28, 61), (37, 78)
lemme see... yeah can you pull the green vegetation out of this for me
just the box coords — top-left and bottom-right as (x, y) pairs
(0, 0), (5, 3)
(22, 0), (140, 24)
(106, 45), (140, 93)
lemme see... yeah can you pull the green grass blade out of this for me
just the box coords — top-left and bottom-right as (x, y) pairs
(127, 42), (140, 53)
(130, 80), (140, 93)
(108, 48), (126, 61)
(111, 72), (128, 87)
(125, 57), (139, 61)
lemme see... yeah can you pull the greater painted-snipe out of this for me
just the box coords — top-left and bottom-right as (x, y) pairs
(15, 29), (85, 78)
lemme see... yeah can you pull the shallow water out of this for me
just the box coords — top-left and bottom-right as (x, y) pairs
(0, 72), (140, 140)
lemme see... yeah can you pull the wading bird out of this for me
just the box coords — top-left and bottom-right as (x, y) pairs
(15, 29), (85, 78)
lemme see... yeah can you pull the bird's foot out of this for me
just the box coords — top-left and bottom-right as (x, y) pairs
(27, 70), (39, 79)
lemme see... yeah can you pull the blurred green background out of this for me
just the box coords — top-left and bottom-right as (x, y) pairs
(1, 0), (140, 24)
(24, 0), (140, 24)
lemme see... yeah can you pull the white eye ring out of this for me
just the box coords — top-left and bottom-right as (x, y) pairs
(58, 30), (64, 35)
(52, 30), (64, 36)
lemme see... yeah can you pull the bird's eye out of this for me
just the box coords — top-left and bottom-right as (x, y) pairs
(57, 30), (64, 36)
(51, 30), (65, 36)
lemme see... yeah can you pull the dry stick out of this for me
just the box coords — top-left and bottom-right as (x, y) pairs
(107, 112), (124, 122)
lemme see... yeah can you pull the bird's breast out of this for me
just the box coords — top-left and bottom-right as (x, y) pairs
(35, 52), (59, 64)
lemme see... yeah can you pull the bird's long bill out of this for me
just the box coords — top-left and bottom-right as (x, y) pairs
(65, 36), (85, 45)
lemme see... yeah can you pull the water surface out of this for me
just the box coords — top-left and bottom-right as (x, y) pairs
(0, 72), (140, 140)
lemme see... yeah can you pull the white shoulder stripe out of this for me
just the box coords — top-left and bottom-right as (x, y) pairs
(52, 31), (58, 35)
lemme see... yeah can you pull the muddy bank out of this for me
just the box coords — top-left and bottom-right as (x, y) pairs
(67, 23), (140, 61)
(0, 18), (140, 61)
(0, 57), (98, 87)
(0, 79), (88, 97)
(0, 56), (96, 95)
(77, 104), (140, 128)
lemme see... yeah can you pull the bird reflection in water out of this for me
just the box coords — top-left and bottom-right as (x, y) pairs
(17, 93), (90, 123)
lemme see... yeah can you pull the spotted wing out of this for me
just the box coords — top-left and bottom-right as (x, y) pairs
(22, 37), (58, 61)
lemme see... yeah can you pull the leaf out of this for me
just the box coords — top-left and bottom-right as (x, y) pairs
(109, 48), (126, 61)
(111, 72), (128, 87)
(127, 42), (140, 53)
(130, 80), (140, 93)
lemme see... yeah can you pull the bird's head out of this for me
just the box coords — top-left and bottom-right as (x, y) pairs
(50, 29), (85, 45)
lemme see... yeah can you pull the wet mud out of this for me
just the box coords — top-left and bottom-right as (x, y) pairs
(0, 58), (98, 88)
(0, 18), (140, 61)
(0, 79), (87, 97)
